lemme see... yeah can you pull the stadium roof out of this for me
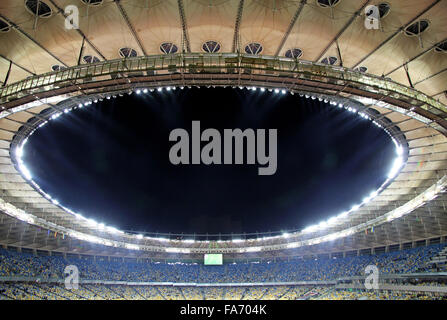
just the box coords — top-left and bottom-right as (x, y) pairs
(0, 0), (446, 259)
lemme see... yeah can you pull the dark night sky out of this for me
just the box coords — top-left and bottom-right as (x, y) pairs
(23, 87), (395, 235)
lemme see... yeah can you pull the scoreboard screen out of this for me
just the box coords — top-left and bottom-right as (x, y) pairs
(204, 254), (223, 265)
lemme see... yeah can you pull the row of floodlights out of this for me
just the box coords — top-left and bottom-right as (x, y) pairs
(13, 86), (406, 247)
(3, 176), (443, 254)
(134, 86), (289, 94)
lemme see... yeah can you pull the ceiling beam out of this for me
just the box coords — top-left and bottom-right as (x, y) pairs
(47, 0), (107, 61)
(351, 0), (442, 69)
(315, 0), (371, 62)
(414, 66), (447, 86)
(115, 0), (147, 56)
(431, 90), (446, 98)
(0, 13), (68, 68)
(385, 38), (447, 76)
(0, 54), (36, 76)
(177, 0), (191, 53)
(274, 0), (307, 57)
(232, 0), (245, 52)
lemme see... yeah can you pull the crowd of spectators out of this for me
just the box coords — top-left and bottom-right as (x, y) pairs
(1, 283), (445, 300)
(0, 243), (446, 300)
(1, 243), (445, 282)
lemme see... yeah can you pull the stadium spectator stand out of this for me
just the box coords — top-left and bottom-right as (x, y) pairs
(0, 243), (446, 300)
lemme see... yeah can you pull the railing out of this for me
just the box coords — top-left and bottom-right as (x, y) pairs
(1, 53), (446, 117)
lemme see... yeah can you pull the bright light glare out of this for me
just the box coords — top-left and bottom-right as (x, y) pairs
(19, 163), (32, 180)
(388, 156), (403, 179)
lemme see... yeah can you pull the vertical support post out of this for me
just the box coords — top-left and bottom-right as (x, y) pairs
(404, 63), (414, 88)
(2, 60), (12, 87)
(335, 40), (343, 67)
(77, 37), (85, 66)
(33, 0), (40, 30)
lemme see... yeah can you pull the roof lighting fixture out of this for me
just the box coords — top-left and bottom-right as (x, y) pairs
(327, 217), (337, 224)
(388, 156), (403, 179)
(338, 211), (349, 219)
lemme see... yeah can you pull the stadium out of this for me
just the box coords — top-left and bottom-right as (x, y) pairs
(0, 0), (447, 302)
